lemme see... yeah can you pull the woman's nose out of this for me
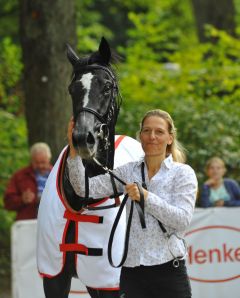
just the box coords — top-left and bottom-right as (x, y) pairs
(149, 131), (156, 139)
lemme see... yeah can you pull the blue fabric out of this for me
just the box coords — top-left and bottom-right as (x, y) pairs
(209, 184), (230, 203)
(35, 171), (50, 199)
(199, 178), (240, 207)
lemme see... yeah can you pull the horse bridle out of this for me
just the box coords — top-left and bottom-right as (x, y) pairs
(69, 64), (122, 150)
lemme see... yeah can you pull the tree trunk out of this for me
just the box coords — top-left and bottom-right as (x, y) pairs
(191, 0), (236, 42)
(19, 0), (76, 161)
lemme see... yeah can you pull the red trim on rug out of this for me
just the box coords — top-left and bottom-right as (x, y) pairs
(88, 286), (120, 291)
(114, 135), (125, 150)
(60, 243), (88, 255)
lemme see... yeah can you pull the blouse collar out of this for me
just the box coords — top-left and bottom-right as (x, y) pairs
(137, 154), (173, 170)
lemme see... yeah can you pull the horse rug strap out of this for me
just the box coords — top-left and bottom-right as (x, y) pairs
(60, 210), (104, 256)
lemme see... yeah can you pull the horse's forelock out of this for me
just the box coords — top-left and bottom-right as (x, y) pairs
(73, 57), (90, 71)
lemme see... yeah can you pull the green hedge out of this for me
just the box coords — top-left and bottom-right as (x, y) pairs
(0, 110), (28, 289)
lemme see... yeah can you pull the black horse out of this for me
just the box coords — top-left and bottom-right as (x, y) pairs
(37, 37), (132, 298)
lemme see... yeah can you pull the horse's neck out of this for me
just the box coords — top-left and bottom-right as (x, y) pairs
(83, 161), (105, 177)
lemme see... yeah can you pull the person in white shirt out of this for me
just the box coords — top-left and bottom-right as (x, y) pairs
(67, 109), (198, 298)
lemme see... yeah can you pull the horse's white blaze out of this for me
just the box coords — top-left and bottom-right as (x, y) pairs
(80, 73), (94, 106)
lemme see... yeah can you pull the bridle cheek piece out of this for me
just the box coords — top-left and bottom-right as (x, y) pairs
(97, 124), (110, 149)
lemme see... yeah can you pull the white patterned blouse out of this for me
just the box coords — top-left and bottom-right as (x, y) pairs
(67, 154), (198, 268)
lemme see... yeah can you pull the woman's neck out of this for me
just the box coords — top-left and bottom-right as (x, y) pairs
(145, 155), (165, 179)
(211, 178), (224, 188)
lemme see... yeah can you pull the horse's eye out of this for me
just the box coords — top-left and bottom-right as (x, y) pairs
(103, 83), (112, 95)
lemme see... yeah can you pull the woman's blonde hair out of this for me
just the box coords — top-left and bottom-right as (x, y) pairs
(205, 157), (226, 173)
(139, 109), (186, 163)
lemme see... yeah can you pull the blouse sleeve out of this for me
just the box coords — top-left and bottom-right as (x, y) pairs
(144, 165), (198, 231)
(67, 156), (125, 198)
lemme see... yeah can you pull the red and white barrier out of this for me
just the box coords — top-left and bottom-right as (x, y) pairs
(186, 207), (240, 298)
(11, 220), (90, 298)
(11, 208), (240, 298)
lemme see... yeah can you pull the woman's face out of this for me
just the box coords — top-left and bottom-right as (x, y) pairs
(140, 116), (173, 158)
(207, 161), (225, 180)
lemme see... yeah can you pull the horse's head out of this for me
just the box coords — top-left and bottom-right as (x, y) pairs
(67, 37), (121, 171)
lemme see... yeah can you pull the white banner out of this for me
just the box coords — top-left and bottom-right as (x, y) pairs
(11, 220), (90, 298)
(185, 207), (240, 298)
(11, 208), (240, 298)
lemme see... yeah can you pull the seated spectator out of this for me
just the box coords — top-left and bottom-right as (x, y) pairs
(4, 142), (53, 220)
(199, 157), (240, 207)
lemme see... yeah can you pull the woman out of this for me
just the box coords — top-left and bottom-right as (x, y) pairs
(199, 157), (240, 207)
(67, 109), (198, 298)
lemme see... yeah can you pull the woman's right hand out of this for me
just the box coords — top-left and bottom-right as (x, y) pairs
(68, 117), (77, 158)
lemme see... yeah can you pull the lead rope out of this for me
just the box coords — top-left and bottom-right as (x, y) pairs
(107, 184), (146, 268)
(107, 163), (146, 268)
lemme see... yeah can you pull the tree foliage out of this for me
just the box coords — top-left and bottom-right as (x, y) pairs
(0, 37), (23, 114)
(0, 110), (28, 290)
(117, 17), (240, 186)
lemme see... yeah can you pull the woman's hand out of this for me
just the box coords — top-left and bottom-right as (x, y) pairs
(214, 199), (225, 207)
(67, 117), (77, 158)
(204, 178), (217, 187)
(125, 183), (148, 201)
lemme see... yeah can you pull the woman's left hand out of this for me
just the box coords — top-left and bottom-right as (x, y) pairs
(214, 199), (225, 207)
(125, 183), (148, 201)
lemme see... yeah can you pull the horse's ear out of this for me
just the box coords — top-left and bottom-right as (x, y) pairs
(98, 37), (111, 65)
(66, 43), (79, 66)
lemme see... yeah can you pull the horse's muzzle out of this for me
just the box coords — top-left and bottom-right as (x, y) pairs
(72, 129), (97, 159)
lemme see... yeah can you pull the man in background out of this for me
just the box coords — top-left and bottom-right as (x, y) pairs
(4, 142), (52, 220)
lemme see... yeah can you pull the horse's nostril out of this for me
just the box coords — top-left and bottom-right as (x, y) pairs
(87, 132), (95, 145)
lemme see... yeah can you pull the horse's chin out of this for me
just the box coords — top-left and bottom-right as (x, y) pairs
(76, 147), (96, 160)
